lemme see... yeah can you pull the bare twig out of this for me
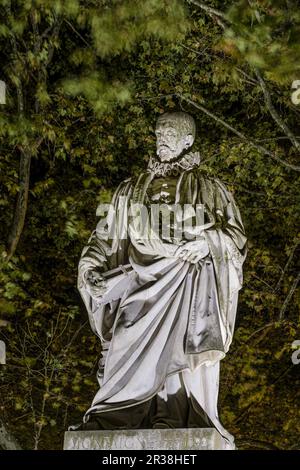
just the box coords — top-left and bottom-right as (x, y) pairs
(64, 19), (90, 47)
(251, 274), (274, 291)
(275, 240), (300, 292)
(232, 322), (280, 358)
(187, 1), (227, 29)
(179, 43), (206, 56)
(187, 0), (227, 19)
(279, 272), (300, 321)
(236, 67), (259, 86)
(254, 136), (300, 143)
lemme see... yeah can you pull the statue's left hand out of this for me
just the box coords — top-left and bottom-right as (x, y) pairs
(174, 239), (209, 264)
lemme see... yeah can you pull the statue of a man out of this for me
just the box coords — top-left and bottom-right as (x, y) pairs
(77, 112), (247, 449)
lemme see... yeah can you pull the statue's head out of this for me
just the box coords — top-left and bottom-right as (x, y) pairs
(155, 112), (196, 162)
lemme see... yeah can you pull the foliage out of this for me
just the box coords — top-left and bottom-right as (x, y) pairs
(0, 0), (299, 450)
(222, 0), (300, 83)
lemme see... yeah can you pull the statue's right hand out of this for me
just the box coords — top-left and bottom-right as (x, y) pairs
(84, 269), (107, 299)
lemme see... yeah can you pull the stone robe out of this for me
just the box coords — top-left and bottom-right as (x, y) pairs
(78, 165), (247, 448)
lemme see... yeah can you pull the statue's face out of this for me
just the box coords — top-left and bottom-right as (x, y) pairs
(155, 120), (194, 162)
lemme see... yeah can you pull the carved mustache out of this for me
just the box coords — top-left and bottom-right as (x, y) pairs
(158, 144), (171, 150)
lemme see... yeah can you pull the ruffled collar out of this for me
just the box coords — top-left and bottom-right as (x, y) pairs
(147, 151), (201, 177)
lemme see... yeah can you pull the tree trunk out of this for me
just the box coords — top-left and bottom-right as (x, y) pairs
(6, 147), (32, 261)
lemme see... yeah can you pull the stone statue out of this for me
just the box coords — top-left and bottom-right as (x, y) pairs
(76, 112), (247, 449)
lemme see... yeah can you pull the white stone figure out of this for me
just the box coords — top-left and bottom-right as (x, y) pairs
(76, 112), (247, 449)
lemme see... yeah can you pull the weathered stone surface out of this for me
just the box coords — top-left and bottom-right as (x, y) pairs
(64, 428), (227, 450)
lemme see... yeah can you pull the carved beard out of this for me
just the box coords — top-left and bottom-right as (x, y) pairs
(156, 144), (193, 164)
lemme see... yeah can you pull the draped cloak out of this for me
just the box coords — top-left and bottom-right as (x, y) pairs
(77, 166), (247, 446)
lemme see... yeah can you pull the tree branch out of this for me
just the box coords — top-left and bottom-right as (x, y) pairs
(275, 240), (300, 292)
(186, 0), (227, 19)
(4, 6), (31, 261)
(64, 18), (91, 47)
(186, 0), (226, 29)
(237, 438), (280, 450)
(5, 12), (61, 261)
(255, 69), (300, 153)
(236, 67), (259, 86)
(6, 147), (32, 261)
(278, 272), (300, 321)
(178, 94), (300, 171)
(187, 3), (300, 157)
(233, 364), (294, 425)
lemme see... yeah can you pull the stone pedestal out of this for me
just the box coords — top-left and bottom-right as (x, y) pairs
(64, 428), (228, 450)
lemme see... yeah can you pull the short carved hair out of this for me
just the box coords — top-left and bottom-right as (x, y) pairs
(156, 112), (196, 139)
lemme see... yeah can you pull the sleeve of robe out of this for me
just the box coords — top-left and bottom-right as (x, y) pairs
(200, 175), (247, 353)
(77, 178), (133, 343)
(176, 169), (247, 354)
